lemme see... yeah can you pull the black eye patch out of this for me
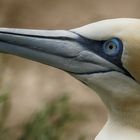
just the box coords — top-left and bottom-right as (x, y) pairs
(77, 35), (123, 68)
(72, 32), (134, 79)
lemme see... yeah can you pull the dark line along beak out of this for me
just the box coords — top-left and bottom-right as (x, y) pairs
(0, 28), (126, 75)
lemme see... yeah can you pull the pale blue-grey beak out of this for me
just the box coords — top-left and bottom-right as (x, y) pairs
(0, 28), (124, 75)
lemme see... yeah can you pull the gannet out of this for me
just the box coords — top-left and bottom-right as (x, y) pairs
(0, 18), (140, 140)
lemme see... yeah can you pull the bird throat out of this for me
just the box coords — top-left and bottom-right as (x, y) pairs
(95, 116), (140, 140)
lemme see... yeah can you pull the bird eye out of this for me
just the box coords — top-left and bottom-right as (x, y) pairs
(103, 38), (121, 56)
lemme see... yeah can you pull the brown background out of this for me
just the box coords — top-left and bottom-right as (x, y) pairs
(0, 0), (140, 139)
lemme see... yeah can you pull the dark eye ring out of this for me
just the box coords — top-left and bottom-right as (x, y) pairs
(103, 38), (122, 56)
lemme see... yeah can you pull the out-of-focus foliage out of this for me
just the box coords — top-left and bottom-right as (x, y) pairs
(0, 93), (86, 140)
(20, 95), (86, 140)
(0, 92), (10, 140)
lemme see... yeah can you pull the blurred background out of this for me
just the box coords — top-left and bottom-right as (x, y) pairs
(0, 0), (140, 140)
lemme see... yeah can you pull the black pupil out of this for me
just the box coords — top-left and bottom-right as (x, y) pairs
(108, 43), (115, 50)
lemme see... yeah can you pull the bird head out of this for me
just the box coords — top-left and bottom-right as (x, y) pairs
(71, 19), (140, 115)
(0, 18), (140, 126)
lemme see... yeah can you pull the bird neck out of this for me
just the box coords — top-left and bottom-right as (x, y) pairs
(95, 115), (140, 140)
